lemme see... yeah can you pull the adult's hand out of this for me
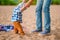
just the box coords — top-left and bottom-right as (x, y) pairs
(20, 0), (33, 12)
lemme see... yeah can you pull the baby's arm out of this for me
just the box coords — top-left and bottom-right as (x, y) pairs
(21, 0), (33, 12)
(23, 0), (26, 3)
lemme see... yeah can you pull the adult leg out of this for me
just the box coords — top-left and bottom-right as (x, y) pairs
(40, 0), (51, 34)
(32, 0), (43, 32)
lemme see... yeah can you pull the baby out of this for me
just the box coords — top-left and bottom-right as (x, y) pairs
(11, 0), (32, 35)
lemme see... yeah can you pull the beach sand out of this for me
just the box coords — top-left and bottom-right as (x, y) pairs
(0, 5), (60, 40)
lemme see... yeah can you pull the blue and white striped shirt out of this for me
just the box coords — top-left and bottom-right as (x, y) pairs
(11, 2), (24, 23)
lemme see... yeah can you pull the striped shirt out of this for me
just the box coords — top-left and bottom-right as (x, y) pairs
(11, 2), (24, 23)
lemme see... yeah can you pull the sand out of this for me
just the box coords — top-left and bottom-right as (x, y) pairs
(0, 5), (60, 40)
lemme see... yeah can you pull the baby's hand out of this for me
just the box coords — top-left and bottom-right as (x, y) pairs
(20, 0), (33, 12)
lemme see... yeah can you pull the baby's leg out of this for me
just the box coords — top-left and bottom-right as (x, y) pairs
(13, 21), (25, 35)
(14, 25), (18, 34)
